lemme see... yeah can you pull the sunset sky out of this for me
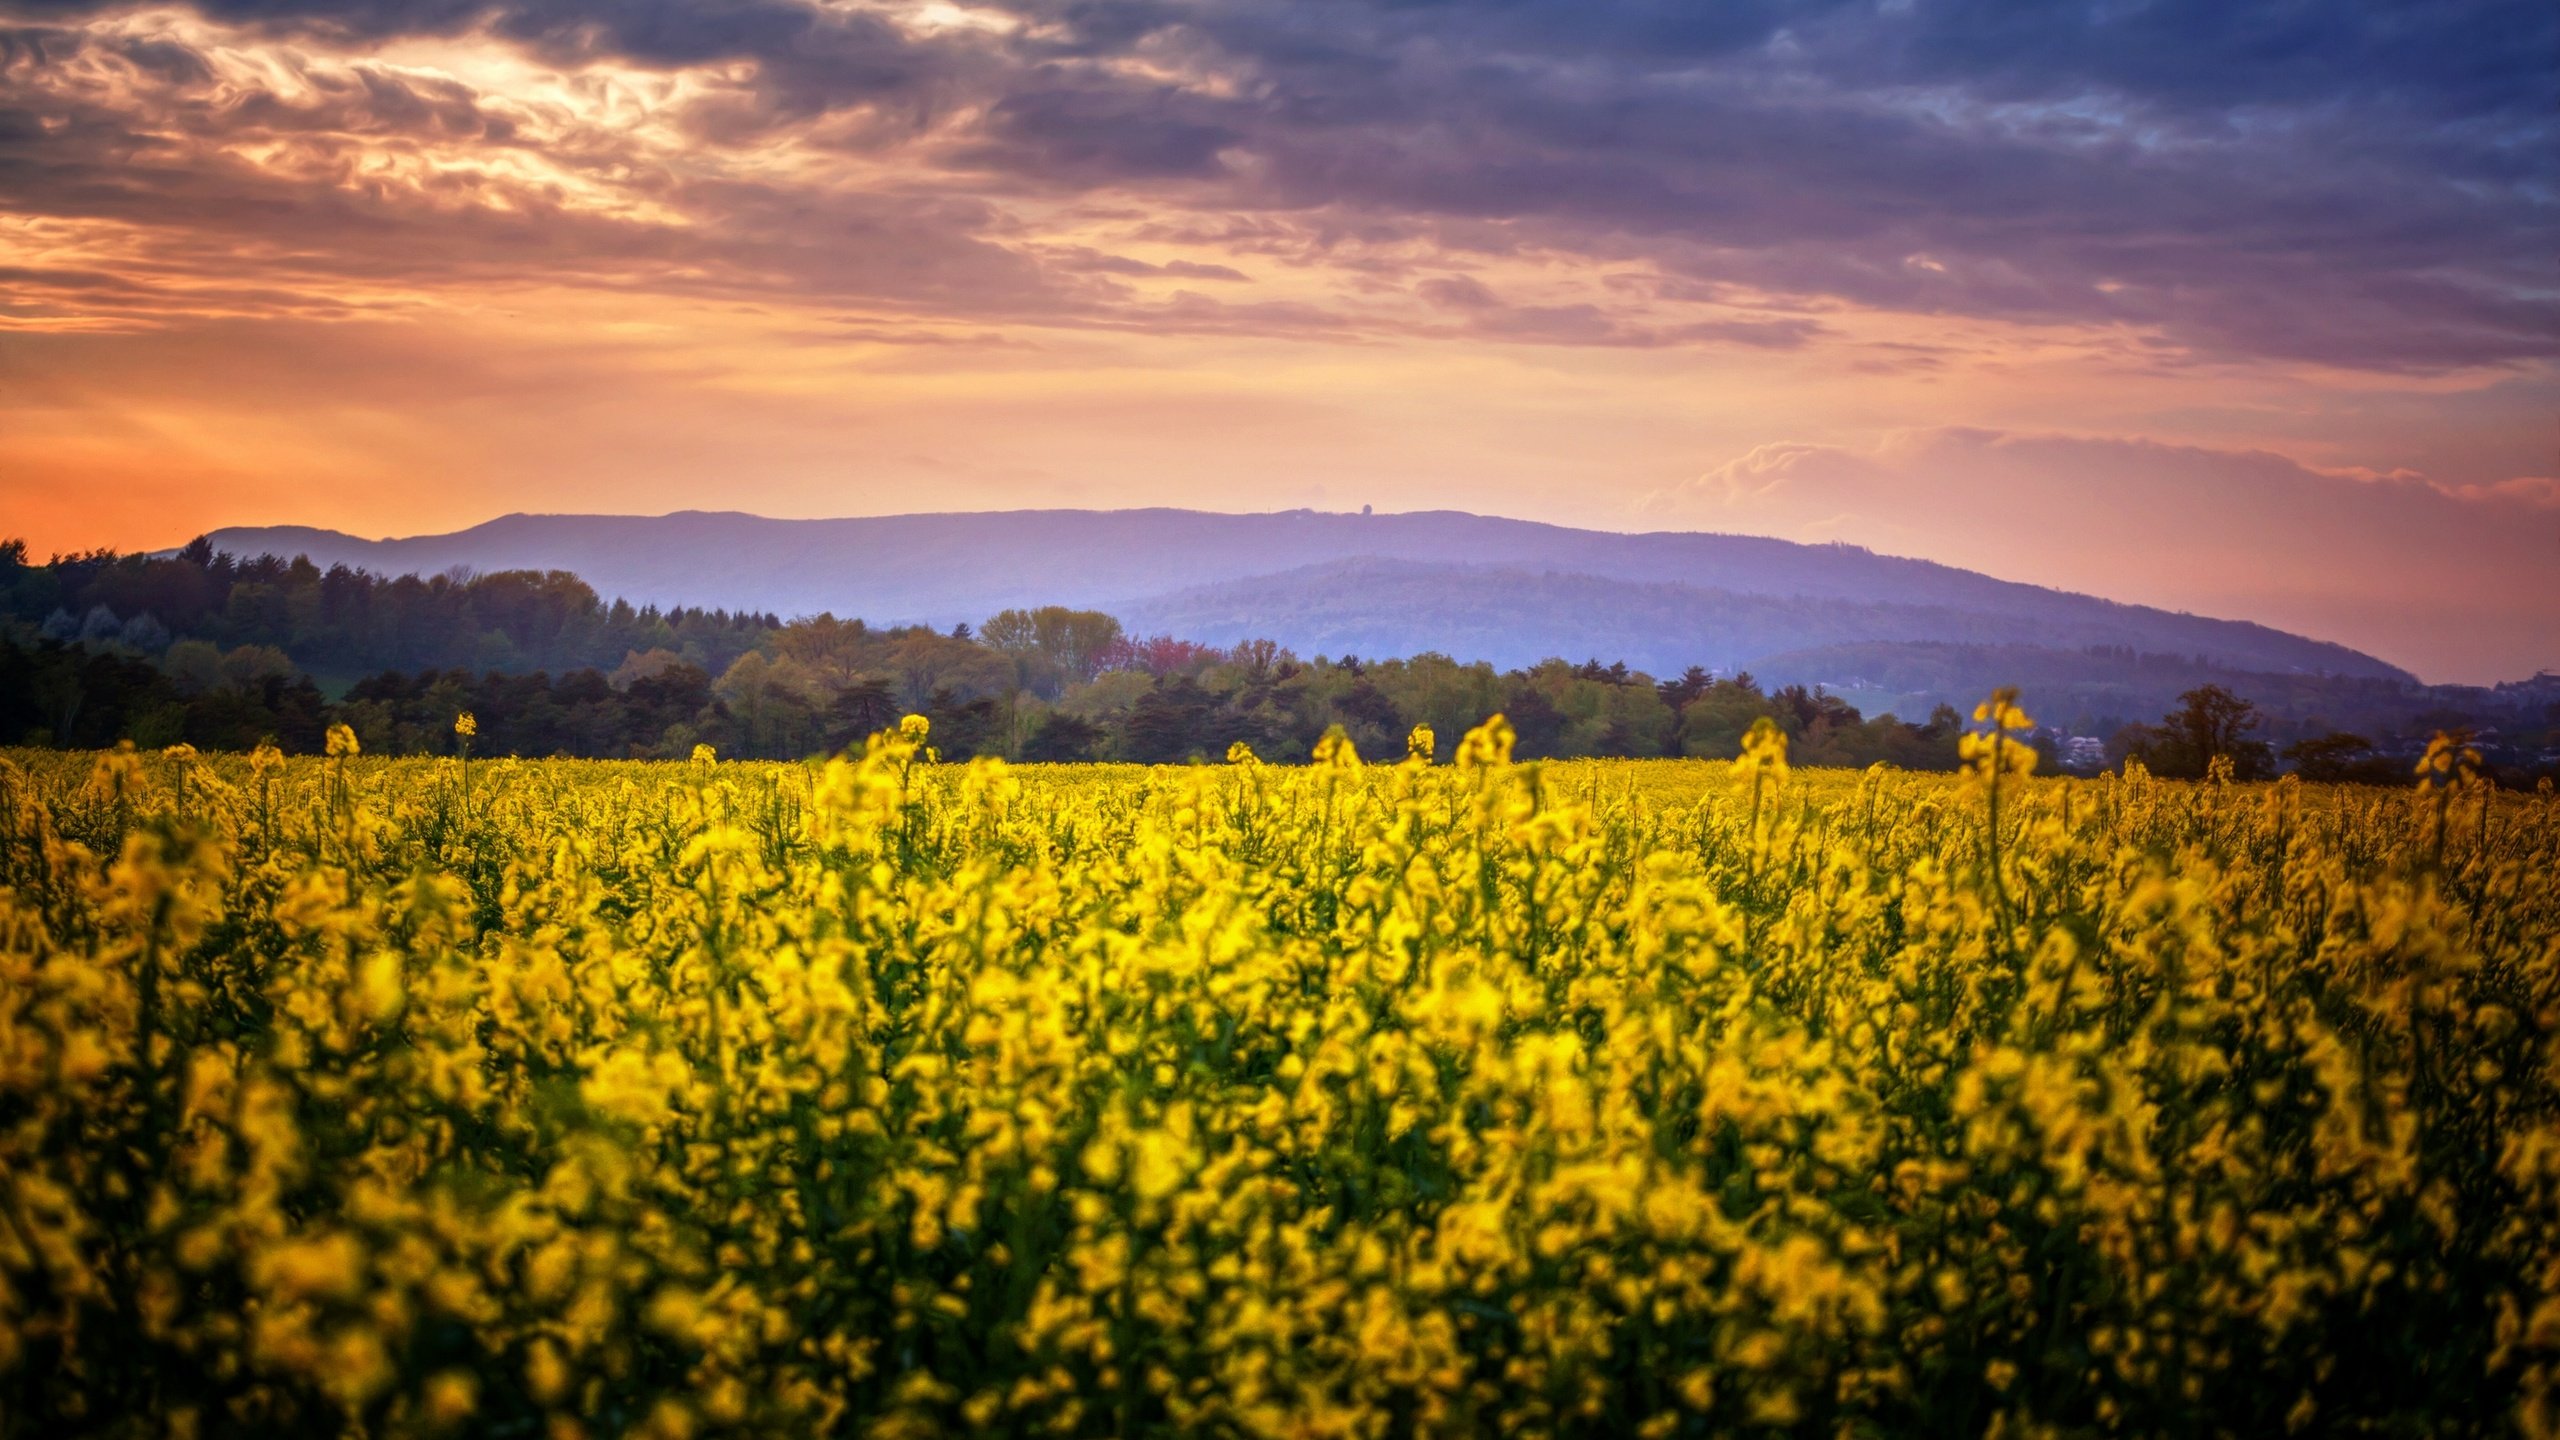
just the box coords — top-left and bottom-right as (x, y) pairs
(2, 0), (2553, 682)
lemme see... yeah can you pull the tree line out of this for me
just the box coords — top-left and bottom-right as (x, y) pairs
(4, 537), (2550, 780)
(0, 539), (1966, 765)
(1, 536), (774, 680)
(2102, 682), (2539, 785)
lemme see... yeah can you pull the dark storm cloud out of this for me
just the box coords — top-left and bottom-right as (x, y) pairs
(2, 0), (2552, 363)
(957, 0), (2558, 365)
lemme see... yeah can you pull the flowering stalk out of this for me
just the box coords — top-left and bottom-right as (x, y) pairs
(454, 711), (477, 825)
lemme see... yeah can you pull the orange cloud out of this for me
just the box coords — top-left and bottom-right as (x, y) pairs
(1662, 428), (2560, 683)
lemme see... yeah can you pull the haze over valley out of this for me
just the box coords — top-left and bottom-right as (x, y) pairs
(202, 505), (2425, 707)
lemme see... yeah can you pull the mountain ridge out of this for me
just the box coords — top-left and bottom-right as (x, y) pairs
(198, 508), (2410, 684)
(1105, 557), (2382, 679)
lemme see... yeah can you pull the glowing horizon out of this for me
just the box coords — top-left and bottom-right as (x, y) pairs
(3, 0), (2553, 683)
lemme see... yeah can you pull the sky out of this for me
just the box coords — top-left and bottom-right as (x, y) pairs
(1, 0), (2554, 683)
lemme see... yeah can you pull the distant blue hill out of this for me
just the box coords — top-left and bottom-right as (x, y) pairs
(200, 508), (2407, 682)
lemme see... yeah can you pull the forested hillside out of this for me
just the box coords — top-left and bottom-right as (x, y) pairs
(7, 536), (2553, 780)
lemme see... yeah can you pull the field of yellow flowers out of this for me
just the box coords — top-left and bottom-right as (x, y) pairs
(3, 709), (2556, 1438)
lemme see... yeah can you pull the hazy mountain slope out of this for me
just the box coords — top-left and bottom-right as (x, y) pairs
(201, 508), (2407, 681)
(1108, 558), (2403, 680)
(1748, 641), (2450, 732)
(1113, 560), (2032, 673)
(208, 508), (2072, 618)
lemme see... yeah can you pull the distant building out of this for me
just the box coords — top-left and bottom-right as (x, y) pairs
(2060, 736), (2108, 771)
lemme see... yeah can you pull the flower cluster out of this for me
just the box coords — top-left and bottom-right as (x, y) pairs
(0, 712), (2553, 1437)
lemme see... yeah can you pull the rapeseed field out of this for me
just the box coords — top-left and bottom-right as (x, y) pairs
(2, 707), (2555, 1437)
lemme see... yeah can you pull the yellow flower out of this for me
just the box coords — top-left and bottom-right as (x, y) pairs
(453, 711), (478, 740)
(1959, 688), (2037, 789)
(525, 1339), (571, 1405)
(424, 1371), (478, 1424)
(1455, 714), (1515, 769)
(2414, 730), (2480, 785)
(85, 740), (146, 806)
(1405, 724), (1436, 764)
(1971, 688), (2033, 734)
(356, 949), (406, 1023)
(1131, 1129), (1188, 1201)
(1736, 716), (1789, 783)
(325, 723), (360, 758)
(1312, 724), (1361, 769)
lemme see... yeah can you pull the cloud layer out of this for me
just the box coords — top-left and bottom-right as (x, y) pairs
(7, 0), (2553, 359)
(1, 0), (2553, 679)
